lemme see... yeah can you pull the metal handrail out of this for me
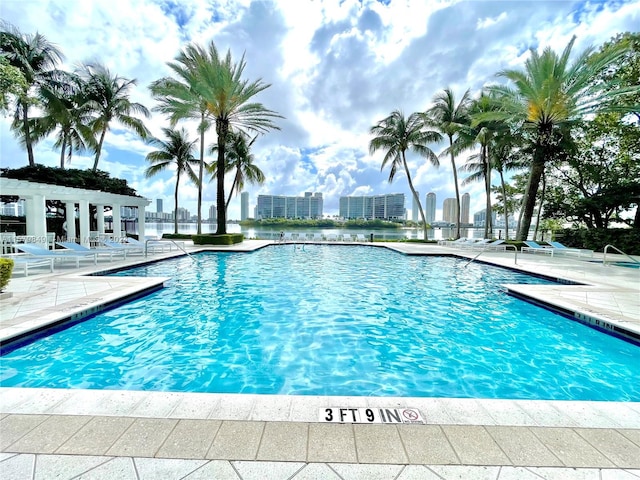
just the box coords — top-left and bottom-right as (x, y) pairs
(145, 239), (195, 260)
(464, 244), (518, 267)
(603, 244), (640, 266)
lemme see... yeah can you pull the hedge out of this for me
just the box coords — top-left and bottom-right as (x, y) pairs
(192, 233), (244, 245)
(554, 228), (640, 255)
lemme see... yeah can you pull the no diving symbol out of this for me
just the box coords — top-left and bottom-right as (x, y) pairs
(402, 409), (419, 421)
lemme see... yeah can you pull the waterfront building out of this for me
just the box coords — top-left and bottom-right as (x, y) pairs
(256, 192), (323, 219)
(425, 193), (436, 225)
(156, 199), (163, 213)
(241, 192), (249, 220)
(473, 209), (497, 227)
(177, 207), (190, 221)
(412, 191), (419, 222)
(339, 193), (405, 221)
(208, 204), (217, 221)
(461, 193), (470, 225)
(442, 198), (457, 224)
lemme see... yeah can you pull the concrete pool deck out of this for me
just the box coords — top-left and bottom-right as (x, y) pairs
(1, 240), (639, 479)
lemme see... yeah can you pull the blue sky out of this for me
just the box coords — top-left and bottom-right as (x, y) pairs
(1, 0), (638, 220)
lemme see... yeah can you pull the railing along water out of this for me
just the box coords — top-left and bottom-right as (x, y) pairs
(603, 244), (640, 266)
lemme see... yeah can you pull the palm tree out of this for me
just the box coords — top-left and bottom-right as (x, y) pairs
(149, 49), (213, 235)
(34, 71), (95, 168)
(424, 88), (472, 239)
(185, 42), (282, 235)
(485, 36), (638, 240)
(209, 131), (265, 213)
(145, 127), (199, 234)
(369, 110), (441, 240)
(0, 22), (63, 166)
(80, 63), (150, 172)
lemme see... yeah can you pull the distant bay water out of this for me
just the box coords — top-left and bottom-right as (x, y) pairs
(141, 222), (494, 241)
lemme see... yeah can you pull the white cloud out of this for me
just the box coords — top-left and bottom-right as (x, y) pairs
(1, 0), (637, 221)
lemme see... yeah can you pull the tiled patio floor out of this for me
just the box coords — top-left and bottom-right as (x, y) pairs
(1, 240), (639, 479)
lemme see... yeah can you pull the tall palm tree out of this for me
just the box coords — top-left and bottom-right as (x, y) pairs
(149, 50), (212, 235)
(209, 131), (265, 213)
(145, 127), (199, 234)
(0, 22), (63, 166)
(424, 88), (472, 239)
(34, 71), (95, 168)
(80, 63), (150, 172)
(185, 42), (282, 235)
(369, 110), (441, 240)
(485, 36), (638, 240)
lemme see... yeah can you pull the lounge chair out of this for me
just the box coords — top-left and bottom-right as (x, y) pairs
(3, 255), (55, 276)
(439, 238), (469, 247)
(313, 233), (324, 242)
(14, 243), (98, 267)
(282, 232), (293, 243)
(100, 240), (145, 257)
(326, 233), (338, 242)
(521, 241), (554, 256)
(548, 241), (594, 257)
(125, 237), (174, 253)
(342, 234), (353, 242)
(465, 239), (506, 251)
(356, 234), (367, 242)
(460, 238), (492, 249)
(56, 241), (126, 261)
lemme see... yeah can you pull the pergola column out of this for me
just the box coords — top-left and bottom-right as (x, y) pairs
(137, 206), (146, 240)
(96, 205), (105, 234)
(65, 202), (76, 242)
(25, 194), (47, 245)
(78, 200), (90, 247)
(111, 203), (122, 241)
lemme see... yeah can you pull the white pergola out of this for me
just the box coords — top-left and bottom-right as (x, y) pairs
(0, 178), (151, 247)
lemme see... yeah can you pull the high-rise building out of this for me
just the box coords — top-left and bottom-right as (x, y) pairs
(177, 207), (190, 221)
(412, 191), (419, 222)
(425, 193), (436, 225)
(442, 198), (457, 224)
(339, 193), (405, 220)
(208, 204), (217, 221)
(256, 192), (323, 219)
(473, 209), (497, 227)
(156, 199), (163, 213)
(461, 193), (470, 225)
(240, 192), (249, 221)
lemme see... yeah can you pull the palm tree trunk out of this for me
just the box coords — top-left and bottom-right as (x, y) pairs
(216, 119), (228, 235)
(483, 145), (491, 239)
(517, 155), (545, 241)
(225, 170), (240, 212)
(60, 135), (67, 168)
(402, 154), (428, 240)
(174, 174), (180, 235)
(533, 172), (546, 241)
(449, 135), (461, 239)
(22, 104), (35, 167)
(92, 128), (107, 172)
(196, 113), (205, 235)
(499, 171), (509, 240)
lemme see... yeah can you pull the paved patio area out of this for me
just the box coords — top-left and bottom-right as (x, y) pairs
(1, 240), (639, 479)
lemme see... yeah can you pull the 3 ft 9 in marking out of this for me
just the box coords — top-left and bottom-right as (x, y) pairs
(320, 407), (424, 424)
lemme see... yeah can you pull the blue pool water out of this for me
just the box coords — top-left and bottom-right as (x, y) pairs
(2, 245), (639, 401)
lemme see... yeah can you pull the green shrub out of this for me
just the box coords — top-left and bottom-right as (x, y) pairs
(162, 233), (193, 240)
(0, 258), (14, 292)
(192, 233), (244, 245)
(555, 228), (640, 254)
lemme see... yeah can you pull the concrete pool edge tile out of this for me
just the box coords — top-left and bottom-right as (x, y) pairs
(1, 388), (639, 430)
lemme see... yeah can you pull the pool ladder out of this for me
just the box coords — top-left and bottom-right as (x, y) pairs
(464, 244), (518, 267)
(603, 244), (640, 266)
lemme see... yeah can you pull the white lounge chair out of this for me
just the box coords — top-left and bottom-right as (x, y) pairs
(126, 237), (174, 253)
(101, 240), (145, 257)
(356, 234), (367, 242)
(313, 233), (324, 242)
(521, 241), (554, 256)
(57, 241), (126, 261)
(3, 255), (55, 276)
(14, 243), (98, 267)
(326, 233), (338, 242)
(548, 241), (594, 257)
(342, 234), (353, 242)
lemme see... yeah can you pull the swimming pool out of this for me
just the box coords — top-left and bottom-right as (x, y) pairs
(1, 245), (639, 401)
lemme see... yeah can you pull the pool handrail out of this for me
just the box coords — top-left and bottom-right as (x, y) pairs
(145, 238), (194, 260)
(603, 244), (640, 266)
(464, 243), (518, 267)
